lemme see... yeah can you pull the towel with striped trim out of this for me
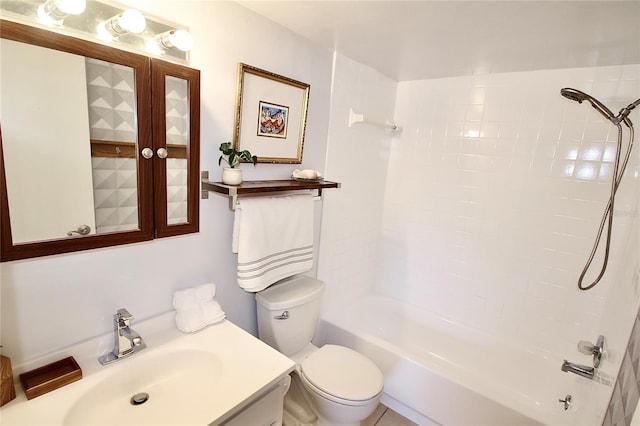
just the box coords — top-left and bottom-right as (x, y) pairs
(234, 194), (314, 292)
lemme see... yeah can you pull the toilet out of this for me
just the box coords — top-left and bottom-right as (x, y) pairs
(256, 275), (384, 426)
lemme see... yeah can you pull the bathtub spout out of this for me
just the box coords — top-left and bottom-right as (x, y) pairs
(561, 360), (594, 380)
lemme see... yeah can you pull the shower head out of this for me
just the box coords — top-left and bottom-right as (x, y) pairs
(560, 88), (616, 122)
(560, 88), (591, 103)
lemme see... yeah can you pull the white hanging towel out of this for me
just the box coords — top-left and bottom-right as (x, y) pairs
(234, 194), (314, 292)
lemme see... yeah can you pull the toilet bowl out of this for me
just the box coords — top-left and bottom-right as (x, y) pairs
(296, 344), (383, 426)
(255, 276), (384, 426)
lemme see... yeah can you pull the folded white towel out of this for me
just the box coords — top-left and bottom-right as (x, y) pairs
(195, 283), (216, 300)
(173, 283), (216, 310)
(175, 300), (225, 333)
(235, 194), (314, 292)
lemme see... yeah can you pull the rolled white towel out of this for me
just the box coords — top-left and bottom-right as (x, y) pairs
(175, 300), (225, 333)
(173, 288), (197, 310)
(173, 283), (217, 310)
(195, 283), (216, 301)
(199, 300), (225, 324)
(292, 169), (322, 180)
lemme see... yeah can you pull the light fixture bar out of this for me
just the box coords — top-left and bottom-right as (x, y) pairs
(1, 0), (191, 63)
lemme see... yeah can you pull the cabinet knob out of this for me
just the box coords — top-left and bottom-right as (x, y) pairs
(157, 148), (168, 159)
(141, 148), (154, 159)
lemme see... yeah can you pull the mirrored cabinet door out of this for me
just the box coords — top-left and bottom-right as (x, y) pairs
(151, 60), (200, 238)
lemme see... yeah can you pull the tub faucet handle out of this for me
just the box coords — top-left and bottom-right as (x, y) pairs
(578, 335), (605, 368)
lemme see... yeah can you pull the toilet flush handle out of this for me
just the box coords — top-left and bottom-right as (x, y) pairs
(274, 311), (289, 320)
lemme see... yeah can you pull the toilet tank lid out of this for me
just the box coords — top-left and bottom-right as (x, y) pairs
(255, 276), (324, 310)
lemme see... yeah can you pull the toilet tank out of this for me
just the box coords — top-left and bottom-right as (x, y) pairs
(255, 276), (324, 357)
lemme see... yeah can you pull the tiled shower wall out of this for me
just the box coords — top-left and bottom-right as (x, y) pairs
(319, 58), (640, 423)
(317, 52), (397, 312)
(86, 59), (189, 232)
(380, 64), (640, 360)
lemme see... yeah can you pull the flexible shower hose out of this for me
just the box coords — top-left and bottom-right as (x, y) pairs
(578, 123), (635, 290)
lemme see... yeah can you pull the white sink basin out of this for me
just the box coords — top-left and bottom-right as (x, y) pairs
(1, 314), (295, 426)
(64, 350), (222, 425)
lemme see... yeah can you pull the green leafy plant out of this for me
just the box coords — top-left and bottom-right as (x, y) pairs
(218, 142), (258, 168)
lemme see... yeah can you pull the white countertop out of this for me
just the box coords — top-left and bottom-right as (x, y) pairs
(0, 313), (295, 425)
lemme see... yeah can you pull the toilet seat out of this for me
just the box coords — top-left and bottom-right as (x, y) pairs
(300, 345), (384, 405)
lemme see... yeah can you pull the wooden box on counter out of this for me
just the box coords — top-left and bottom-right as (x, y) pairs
(19, 356), (82, 400)
(1, 355), (16, 406)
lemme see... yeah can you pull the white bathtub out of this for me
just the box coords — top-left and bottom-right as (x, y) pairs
(317, 295), (612, 426)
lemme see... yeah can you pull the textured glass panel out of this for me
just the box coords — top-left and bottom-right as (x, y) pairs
(165, 76), (189, 225)
(86, 58), (139, 233)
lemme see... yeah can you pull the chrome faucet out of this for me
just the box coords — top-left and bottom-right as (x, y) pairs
(99, 308), (146, 365)
(561, 360), (595, 380)
(561, 335), (606, 380)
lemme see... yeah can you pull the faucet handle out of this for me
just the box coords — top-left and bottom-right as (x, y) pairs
(115, 308), (133, 323)
(577, 340), (595, 354)
(578, 335), (606, 368)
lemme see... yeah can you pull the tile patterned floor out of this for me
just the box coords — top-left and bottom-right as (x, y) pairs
(362, 404), (419, 426)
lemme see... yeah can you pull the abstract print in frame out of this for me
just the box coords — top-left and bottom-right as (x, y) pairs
(258, 101), (289, 139)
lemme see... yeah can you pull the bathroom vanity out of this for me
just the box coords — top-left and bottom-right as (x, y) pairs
(0, 313), (295, 425)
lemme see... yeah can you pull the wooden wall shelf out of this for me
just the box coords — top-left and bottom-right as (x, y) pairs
(201, 172), (340, 210)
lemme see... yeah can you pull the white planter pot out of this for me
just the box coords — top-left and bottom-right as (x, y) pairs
(221, 167), (242, 185)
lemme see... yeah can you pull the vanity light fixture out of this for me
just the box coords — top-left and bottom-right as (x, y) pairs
(97, 9), (146, 40)
(37, 0), (86, 26)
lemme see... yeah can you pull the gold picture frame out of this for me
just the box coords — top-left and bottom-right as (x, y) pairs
(233, 63), (310, 164)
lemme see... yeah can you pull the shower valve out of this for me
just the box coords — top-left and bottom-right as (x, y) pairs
(578, 335), (606, 368)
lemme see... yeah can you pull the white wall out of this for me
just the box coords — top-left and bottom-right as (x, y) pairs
(379, 64), (640, 359)
(0, 2), (333, 365)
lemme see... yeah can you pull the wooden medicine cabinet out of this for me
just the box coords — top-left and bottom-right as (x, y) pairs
(0, 20), (200, 261)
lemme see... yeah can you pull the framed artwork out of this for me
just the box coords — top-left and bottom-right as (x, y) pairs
(233, 63), (310, 163)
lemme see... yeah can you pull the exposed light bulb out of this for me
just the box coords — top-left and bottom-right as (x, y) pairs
(56, 0), (86, 14)
(101, 9), (146, 37)
(118, 9), (146, 33)
(37, 0), (86, 26)
(156, 29), (193, 52)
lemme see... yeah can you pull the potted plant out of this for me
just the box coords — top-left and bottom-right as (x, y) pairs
(218, 142), (258, 185)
